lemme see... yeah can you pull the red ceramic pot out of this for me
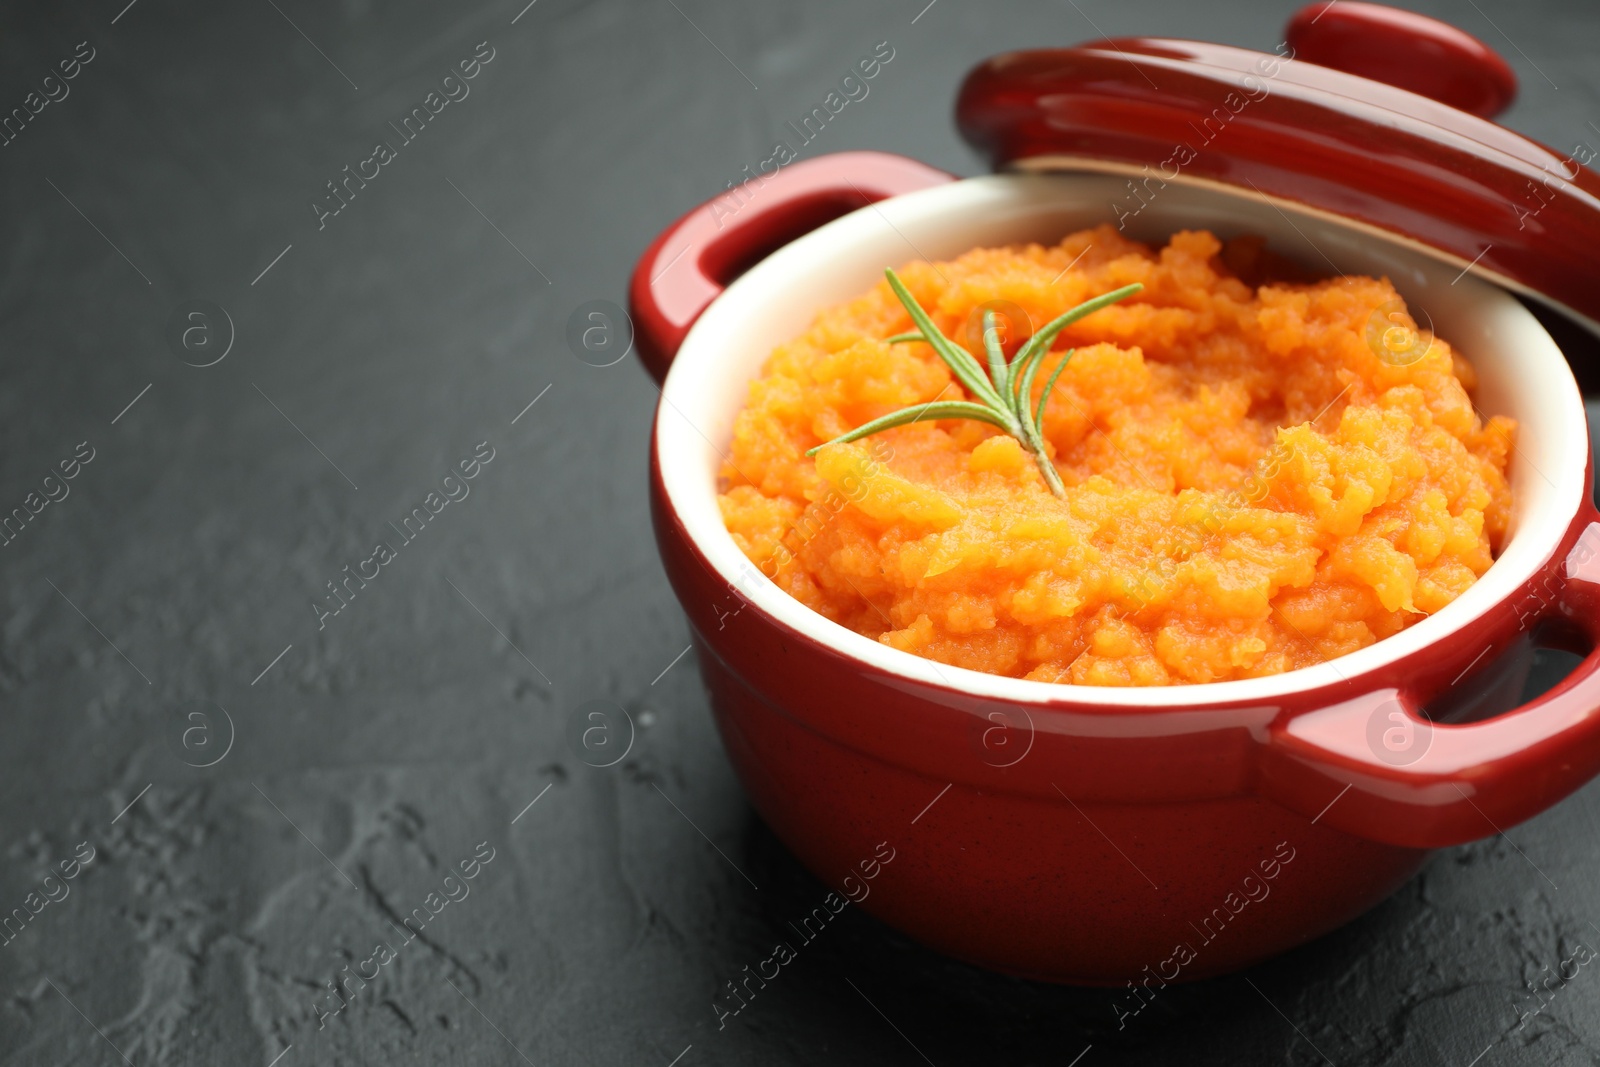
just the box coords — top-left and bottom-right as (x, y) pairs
(628, 4), (1600, 984)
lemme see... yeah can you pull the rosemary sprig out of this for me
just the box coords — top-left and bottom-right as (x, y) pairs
(805, 268), (1142, 497)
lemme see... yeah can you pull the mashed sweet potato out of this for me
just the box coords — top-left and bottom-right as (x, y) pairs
(718, 227), (1515, 685)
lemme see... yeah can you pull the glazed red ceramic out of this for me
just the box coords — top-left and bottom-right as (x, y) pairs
(629, 4), (1600, 983)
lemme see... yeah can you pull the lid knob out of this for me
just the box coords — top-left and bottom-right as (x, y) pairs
(1286, 0), (1517, 118)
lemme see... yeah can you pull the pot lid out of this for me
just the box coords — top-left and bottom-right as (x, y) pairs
(955, 0), (1600, 386)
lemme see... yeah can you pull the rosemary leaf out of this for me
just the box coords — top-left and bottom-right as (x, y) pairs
(980, 309), (1011, 403)
(804, 401), (1014, 455)
(1035, 348), (1076, 435)
(883, 270), (1005, 411)
(804, 268), (1143, 498)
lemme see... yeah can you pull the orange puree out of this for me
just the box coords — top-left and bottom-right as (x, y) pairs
(717, 227), (1516, 685)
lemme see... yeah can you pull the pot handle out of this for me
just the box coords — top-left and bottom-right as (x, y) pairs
(627, 151), (956, 384)
(1285, 1), (1517, 119)
(1259, 515), (1600, 849)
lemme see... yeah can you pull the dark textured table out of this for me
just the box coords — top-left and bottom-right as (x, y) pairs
(2, 1), (1598, 1064)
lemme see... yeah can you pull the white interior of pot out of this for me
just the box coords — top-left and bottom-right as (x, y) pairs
(655, 173), (1587, 709)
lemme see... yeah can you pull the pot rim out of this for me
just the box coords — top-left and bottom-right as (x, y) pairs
(654, 172), (1588, 711)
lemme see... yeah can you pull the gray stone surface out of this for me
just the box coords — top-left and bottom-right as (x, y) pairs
(0, 0), (1597, 1064)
